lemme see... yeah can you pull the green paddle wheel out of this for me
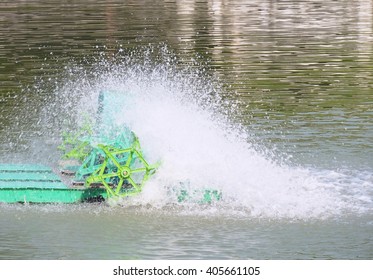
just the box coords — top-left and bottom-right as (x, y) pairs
(58, 120), (93, 162)
(84, 135), (159, 198)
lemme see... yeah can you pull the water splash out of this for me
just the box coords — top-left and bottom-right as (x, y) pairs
(37, 46), (372, 219)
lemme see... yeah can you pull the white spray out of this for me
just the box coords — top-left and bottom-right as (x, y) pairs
(43, 48), (372, 219)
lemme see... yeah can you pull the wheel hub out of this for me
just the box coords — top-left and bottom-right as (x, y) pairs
(119, 166), (131, 179)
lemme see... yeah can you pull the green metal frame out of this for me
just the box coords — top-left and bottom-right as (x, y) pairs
(56, 91), (222, 204)
(58, 122), (93, 162)
(0, 90), (223, 204)
(74, 130), (135, 181)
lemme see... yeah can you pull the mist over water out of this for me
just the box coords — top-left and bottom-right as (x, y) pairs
(32, 47), (371, 220)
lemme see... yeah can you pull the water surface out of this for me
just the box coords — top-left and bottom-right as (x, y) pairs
(0, 0), (372, 259)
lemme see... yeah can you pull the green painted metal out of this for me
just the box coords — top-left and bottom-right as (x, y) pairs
(56, 91), (161, 201)
(74, 147), (105, 181)
(0, 90), (223, 205)
(58, 117), (94, 162)
(0, 187), (107, 203)
(0, 164), (107, 203)
(85, 136), (159, 198)
(74, 130), (135, 181)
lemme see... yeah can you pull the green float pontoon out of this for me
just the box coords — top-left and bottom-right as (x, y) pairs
(0, 164), (107, 203)
(0, 91), (222, 204)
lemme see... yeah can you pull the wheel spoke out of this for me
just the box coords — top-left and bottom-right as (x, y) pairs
(115, 178), (124, 194)
(131, 167), (147, 173)
(125, 151), (133, 166)
(128, 177), (140, 191)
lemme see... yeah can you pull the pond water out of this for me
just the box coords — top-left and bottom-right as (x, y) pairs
(0, 0), (372, 259)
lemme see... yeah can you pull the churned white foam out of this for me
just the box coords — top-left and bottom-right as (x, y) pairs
(112, 85), (354, 219)
(47, 48), (372, 220)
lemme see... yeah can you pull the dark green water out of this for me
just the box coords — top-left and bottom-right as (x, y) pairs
(0, 0), (372, 259)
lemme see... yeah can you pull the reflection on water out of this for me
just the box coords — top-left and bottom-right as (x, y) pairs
(1, 0), (372, 168)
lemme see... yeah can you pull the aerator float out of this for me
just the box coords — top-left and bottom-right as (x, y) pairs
(0, 91), (221, 204)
